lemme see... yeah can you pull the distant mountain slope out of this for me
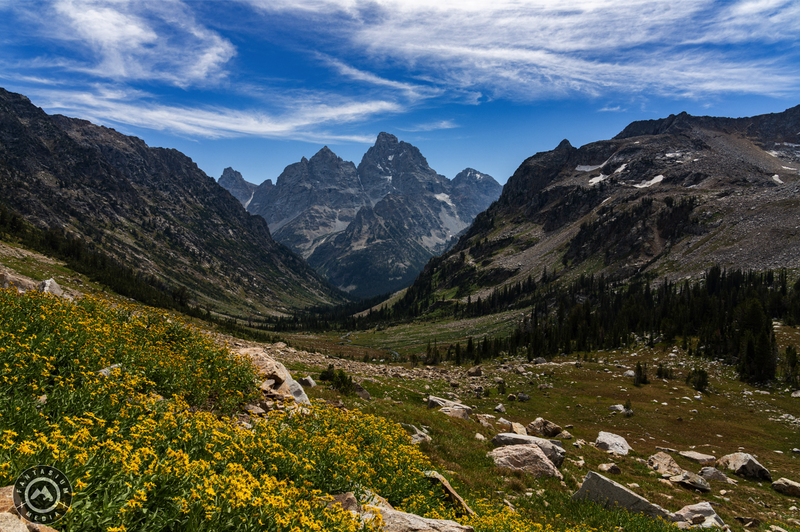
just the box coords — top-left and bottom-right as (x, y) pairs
(0, 87), (346, 315)
(403, 105), (800, 306)
(222, 132), (502, 298)
(218, 167), (260, 208)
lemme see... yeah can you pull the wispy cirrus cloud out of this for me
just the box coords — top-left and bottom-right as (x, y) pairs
(46, 0), (235, 86)
(398, 119), (458, 132)
(32, 84), (395, 142)
(244, 0), (800, 100)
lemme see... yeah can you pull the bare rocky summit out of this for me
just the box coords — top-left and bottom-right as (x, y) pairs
(222, 133), (501, 298)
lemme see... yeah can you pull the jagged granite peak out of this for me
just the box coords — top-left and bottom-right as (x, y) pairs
(218, 167), (259, 208)
(0, 87), (345, 314)
(237, 132), (502, 298)
(246, 145), (367, 257)
(357, 131), (449, 201)
(405, 105), (800, 306)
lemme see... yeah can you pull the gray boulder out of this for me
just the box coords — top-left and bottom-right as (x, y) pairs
(595, 431), (632, 455)
(717, 452), (772, 481)
(467, 365), (482, 377)
(792, 390), (800, 398)
(38, 278), (64, 297)
(487, 445), (563, 480)
(572, 471), (672, 520)
(490, 433), (565, 467)
(772, 477), (800, 497)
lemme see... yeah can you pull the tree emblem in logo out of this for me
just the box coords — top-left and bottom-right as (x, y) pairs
(13, 465), (72, 524)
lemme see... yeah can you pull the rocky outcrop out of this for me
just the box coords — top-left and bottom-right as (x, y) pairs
(572, 471), (672, 520)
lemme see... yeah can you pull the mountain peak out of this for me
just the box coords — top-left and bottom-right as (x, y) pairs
(375, 132), (399, 145)
(556, 139), (573, 151)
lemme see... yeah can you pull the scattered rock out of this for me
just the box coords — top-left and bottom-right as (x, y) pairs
(401, 424), (432, 445)
(424, 471), (475, 516)
(608, 404), (625, 412)
(487, 445), (563, 480)
(475, 433), (486, 441)
(490, 433), (566, 467)
(669, 471), (711, 492)
(791, 390), (800, 398)
(679, 450), (716, 465)
(672, 502), (726, 529)
(572, 471), (672, 520)
(623, 370), (635, 378)
(440, 407), (471, 421)
(595, 431), (632, 455)
(718, 452), (772, 481)
(772, 477), (800, 497)
(467, 365), (482, 377)
(532, 357), (547, 365)
(244, 403), (266, 415)
(495, 404), (506, 413)
(97, 363), (123, 378)
(516, 392), (530, 402)
(510, 422), (527, 435)
(598, 463), (621, 474)
(734, 516), (761, 528)
(526, 417), (562, 438)
(38, 278), (64, 297)
(555, 430), (573, 440)
(326, 492), (360, 514)
(647, 452), (683, 476)
(427, 396), (471, 414)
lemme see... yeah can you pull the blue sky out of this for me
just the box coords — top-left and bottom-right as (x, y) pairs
(1, 1), (798, 186)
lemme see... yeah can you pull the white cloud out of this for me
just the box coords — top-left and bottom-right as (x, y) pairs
(31, 85), (396, 142)
(50, 0), (235, 86)
(399, 119), (459, 132)
(243, 0), (800, 100)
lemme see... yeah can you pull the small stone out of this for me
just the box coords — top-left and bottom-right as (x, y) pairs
(598, 463), (621, 474)
(495, 403), (506, 413)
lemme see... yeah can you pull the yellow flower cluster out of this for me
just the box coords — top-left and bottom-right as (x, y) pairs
(0, 288), (651, 532)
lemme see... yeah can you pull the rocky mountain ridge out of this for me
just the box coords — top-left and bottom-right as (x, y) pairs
(222, 132), (502, 298)
(409, 105), (800, 303)
(0, 87), (346, 316)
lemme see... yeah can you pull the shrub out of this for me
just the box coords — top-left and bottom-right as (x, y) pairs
(686, 367), (709, 392)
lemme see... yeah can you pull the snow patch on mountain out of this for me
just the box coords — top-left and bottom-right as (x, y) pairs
(634, 175), (665, 188)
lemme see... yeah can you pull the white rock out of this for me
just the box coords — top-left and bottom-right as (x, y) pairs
(595, 431), (632, 455)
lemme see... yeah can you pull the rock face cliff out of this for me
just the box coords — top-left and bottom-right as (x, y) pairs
(224, 133), (502, 298)
(403, 105), (800, 302)
(0, 87), (346, 315)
